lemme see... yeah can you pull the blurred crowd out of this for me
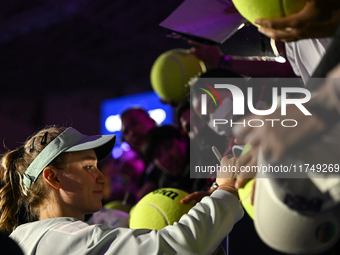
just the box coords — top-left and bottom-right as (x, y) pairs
(92, 1), (340, 253)
(2, 0), (340, 254)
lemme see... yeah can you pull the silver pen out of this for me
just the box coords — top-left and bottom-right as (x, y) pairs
(212, 146), (223, 162)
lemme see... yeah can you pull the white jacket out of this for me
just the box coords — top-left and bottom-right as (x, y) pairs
(10, 190), (243, 255)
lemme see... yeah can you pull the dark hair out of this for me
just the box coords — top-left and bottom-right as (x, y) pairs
(142, 125), (188, 163)
(0, 126), (69, 233)
(121, 107), (150, 121)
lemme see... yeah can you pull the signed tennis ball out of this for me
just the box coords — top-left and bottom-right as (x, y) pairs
(232, 0), (306, 25)
(129, 188), (196, 230)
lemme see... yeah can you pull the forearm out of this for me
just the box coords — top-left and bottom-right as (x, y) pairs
(157, 190), (243, 255)
(84, 190), (243, 255)
(306, 78), (340, 126)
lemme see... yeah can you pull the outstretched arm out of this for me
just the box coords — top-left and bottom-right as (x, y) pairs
(234, 63), (340, 162)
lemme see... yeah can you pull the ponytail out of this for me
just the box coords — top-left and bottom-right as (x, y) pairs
(0, 126), (67, 233)
(0, 148), (28, 233)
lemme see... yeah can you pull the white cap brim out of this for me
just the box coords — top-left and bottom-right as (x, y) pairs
(254, 151), (340, 254)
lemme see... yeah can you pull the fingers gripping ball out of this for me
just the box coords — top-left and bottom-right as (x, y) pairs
(232, 0), (306, 25)
(150, 49), (206, 102)
(238, 143), (255, 219)
(129, 188), (196, 230)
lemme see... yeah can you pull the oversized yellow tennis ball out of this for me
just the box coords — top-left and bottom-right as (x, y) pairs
(240, 143), (252, 156)
(150, 49), (206, 103)
(232, 0), (306, 25)
(238, 179), (255, 219)
(129, 188), (196, 230)
(238, 143), (254, 219)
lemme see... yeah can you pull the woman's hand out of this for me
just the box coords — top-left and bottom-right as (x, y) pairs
(181, 190), (214, 204)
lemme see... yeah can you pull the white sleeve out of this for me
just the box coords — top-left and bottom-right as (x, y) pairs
(41, 190), (243, 255)
(285, 38), (332, 84)
(285, 42), (301, 77)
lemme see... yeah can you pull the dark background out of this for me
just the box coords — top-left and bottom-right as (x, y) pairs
(0, 0), (273, 152)
(0, 0), (189, 151)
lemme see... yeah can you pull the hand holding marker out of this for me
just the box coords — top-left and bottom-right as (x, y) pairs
(212, 146), (223, 162)
(211, 146), (238, 193)
(212, 145), (255, 219)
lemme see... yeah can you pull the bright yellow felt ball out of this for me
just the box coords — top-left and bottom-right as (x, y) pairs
(150, 49), (206, 102)
(129, 188), (196, 230)
(238, 143), (254, 219)
(241, 143), (252, 156)
(232, 0), (306, 25)
(238, 178), (255, 220)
